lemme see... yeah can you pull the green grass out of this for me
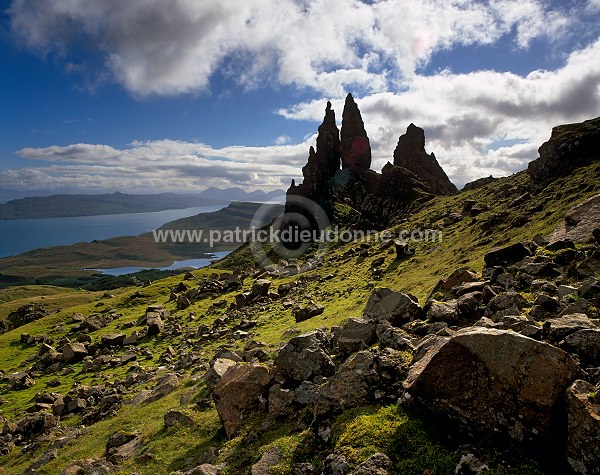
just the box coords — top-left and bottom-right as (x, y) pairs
(0, 161), (598, 473)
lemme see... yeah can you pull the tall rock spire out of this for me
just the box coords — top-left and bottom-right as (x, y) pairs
(340, 93), (371, 170)
(286, 101), (341, 218)
(393, 123), (457, 195)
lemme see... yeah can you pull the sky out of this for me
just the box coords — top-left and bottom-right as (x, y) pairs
(1, 0), (599, 195)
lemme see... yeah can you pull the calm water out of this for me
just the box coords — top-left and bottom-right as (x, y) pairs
(88, 251), (231, 276)
(0, 205), (224, 258)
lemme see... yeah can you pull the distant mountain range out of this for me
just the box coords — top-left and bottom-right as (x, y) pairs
(0, 188), (285, 220)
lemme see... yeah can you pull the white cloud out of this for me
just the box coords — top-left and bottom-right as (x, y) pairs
(279, 38), (600, 187)
(274, 135), (292, 145)
(2, 138), (315, 192)
(8, 0), (578, 97)
(4, 0), (600, 191)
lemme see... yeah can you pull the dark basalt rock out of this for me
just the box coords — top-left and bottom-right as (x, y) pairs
(340, 93), (371, 170)
(358, 163), (434, 230)
(462, 175), (497, 191)
(393, 123), (457, 195)
(287, 101), (341, 218)
(527, 116), (600, 188)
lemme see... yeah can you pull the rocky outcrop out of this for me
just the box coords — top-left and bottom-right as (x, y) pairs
(340, 93), (371, 170)
(462, 175), (497, 191)
(404, 327), (578, 444)
(358, 163), (434, 230)
(287, 101), (341, 214)
(527, 116), (600, 188)
(393, 123), (457, 195)
(548, 194), (600, 244)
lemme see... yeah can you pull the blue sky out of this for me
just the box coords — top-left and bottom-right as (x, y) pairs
(1, 0), (599, 195)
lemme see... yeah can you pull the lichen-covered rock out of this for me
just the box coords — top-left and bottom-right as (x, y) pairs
(404, 327), (577, 443)
(203, 358), (238, 390)
(274, 330), (334, 382)
(332, 317), (376, 354)
(315, 350), (379, 416)
(363, 288), (423, 326)
(566, 380), (600, 475)
(213, 363), (272, 438)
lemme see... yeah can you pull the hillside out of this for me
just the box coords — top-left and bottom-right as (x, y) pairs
(0, 110), (598, 475)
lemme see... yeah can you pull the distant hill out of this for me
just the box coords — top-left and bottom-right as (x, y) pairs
(197, 187), (285, 203)
(0, 188), (286, 220)
(0, 201), (285, 281)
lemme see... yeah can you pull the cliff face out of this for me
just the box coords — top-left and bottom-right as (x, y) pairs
(527, 116), (600, 188)
(393, 123), (458, 195)
(340, 93), (372, 170)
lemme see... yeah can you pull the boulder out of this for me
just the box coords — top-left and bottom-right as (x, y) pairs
(8, 371), (35, 389)
(315, 350), (379, 416)
(101, 333), (125, 348)
(543, 314), (597, 343)
(144, 374), (179, 404)
(351, 452), (394, 475)
(426, 300), (459, 325)
(146, 312), (164, 336)
(268, 384), (294, 416)
(203, 358), (238, 390)
(14, 412), (58, 438)
(274, 330), (335, 382)
(484, 242), (533, 267)
(404, 327), (577, 443)
(252, 279), (272, 298)
(332, 317), (376, 354)
(566, 380), (600, 475)
(363, 288), (423, 326)
(213, 363), (272, 437)
(60, 459), (115, 475)
(376, 325), (414, 351)
(293, 303), (325, 323)
(61, 342), (88, 363)
(106, 435), (143, 464)
(562, 329), (600, 366)
(251, 446), (283, 475)
(164, 410), (195, 427)
(484, 292), (528, 319)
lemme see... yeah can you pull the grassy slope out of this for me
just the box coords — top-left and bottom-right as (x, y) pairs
(0, 162), (598, 474)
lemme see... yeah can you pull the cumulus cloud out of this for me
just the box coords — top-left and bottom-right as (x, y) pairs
(279, 38), (600, 186)
(4, 0), (600, 190)
(8, 0), (577, 97)
(1, 139), (313, 192)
